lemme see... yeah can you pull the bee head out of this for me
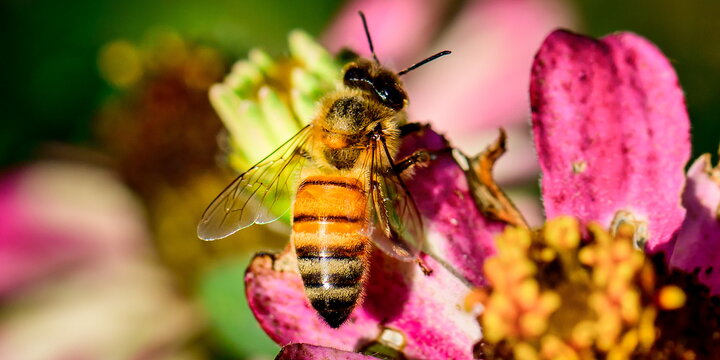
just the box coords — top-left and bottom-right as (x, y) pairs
(345, 12), (451, 112)
(343, 59), (408, 111)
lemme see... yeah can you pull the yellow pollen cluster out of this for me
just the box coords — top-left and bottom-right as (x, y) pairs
(482, 227), (560, 344)
(474, 217), (672, 359)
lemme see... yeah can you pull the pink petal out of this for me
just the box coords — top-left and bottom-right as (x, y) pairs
(406, 0), (575, 136)
(0, 171), (87, 295)
(531, 30), (690, 252)
(396, 126), (504, 287)
(669, 155), (720, 295)
(246, 248), (480, 360)
(277, 343), (376, 360)
(322, 0), (445, 67)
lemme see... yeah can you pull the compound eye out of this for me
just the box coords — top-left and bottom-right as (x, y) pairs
(375, 84), (406, 110)
(343, 66), (371, 89)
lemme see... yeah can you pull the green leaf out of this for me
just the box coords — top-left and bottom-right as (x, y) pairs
(199, 258), (279, 358)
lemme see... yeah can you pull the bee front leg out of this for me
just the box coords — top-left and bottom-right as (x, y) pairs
(399, 122), (425, 137)
(393, 148), (453, 174)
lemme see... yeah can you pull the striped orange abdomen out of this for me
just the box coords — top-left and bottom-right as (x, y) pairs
(292, 175), (370, 328)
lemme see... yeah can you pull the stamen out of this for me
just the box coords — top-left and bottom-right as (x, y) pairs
(378, 327), (406, 350)
(610, 210), (649, 250)
(572, 160), (587, 174)
(359, 327), (407, 358)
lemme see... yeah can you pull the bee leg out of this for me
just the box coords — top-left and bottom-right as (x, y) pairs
(394, 148), (453, 174)
(399, 122), (425, 137)
(416, 257), (433, 276)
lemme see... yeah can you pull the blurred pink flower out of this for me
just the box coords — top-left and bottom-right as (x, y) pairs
(324, 0), (576, 183)
(0, 161), (146, 295)
(670, 155), (720, 295)
(0, 161), (201, 359)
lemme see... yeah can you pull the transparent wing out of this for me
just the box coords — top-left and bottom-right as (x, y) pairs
(367, 135), (425, 261)
(197, 125), (312, 240)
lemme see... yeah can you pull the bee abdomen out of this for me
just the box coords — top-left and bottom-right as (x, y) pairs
(296, 248), (367, 328)
(292, 176), (370, 328)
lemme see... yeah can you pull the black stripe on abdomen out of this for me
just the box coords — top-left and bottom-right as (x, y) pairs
(293, 214), (362, 223)
(297, 178), (364, 193)
(300, 261), (364, 287)
(297, 256), (365, 287)
(296, 242), (366, 259)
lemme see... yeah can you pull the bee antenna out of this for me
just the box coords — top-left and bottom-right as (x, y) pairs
(398, 50), (452, 76)
(358, 11), (380, 64)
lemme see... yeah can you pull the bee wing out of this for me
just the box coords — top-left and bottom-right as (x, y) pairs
(367, 135), (425, 261)
(197, 125), (312, 240)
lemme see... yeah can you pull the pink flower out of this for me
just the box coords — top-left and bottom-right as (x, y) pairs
(276, 343), (377, 359)
(479, 29), (719, 358)
(530, 29), (720, 296)
(0, 161), (200, 359)
(0, 162), (147, 295)
(242, 5), (720, 360)
(530, 29), (690, 254)
(669, 155), (720, 295)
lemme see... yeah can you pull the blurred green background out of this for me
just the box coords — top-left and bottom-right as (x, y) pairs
(3, 0), (720, 167)
(2, 0), (343, 167)
(1, 1), (719, 359)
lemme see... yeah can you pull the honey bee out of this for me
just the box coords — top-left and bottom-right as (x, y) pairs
(198, 12), (450, 328)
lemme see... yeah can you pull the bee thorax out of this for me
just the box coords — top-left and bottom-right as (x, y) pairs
(325, 97), (373, 133)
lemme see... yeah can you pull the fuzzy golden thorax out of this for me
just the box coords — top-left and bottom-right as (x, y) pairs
(310, 87), (404, 171)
